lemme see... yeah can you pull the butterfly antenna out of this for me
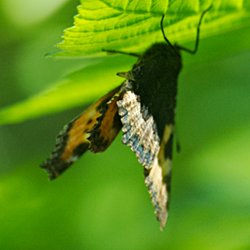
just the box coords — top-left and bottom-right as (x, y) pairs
(160, 15), (179, 55)
(176, 6), (212, 54)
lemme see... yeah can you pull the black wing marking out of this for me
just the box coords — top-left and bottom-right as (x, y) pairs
(41, 85), (123, 179)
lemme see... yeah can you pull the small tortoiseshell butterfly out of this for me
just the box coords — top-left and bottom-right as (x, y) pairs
(41, 8), (210, 229)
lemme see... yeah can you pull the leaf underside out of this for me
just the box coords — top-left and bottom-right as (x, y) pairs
(57, 0), (250, 57)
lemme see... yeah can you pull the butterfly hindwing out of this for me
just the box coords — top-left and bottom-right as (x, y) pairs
(117, 87), (174, 229)
(41, 85), (123, 179)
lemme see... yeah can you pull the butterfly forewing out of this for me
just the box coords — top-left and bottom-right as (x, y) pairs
(41, 85), (123, 179)
(117, 84), (175, 228)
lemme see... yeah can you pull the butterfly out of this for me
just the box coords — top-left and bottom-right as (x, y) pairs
(41, 8), (211, 229)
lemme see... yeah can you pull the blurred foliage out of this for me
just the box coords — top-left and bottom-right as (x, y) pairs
(0, 0), (250, 250)
(0, 56), (136, 124)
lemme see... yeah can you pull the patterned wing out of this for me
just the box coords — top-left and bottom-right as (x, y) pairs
(117, 89), (174, 229)
(41, 85), (123, 180)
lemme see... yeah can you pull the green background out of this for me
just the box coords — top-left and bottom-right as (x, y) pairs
(0, 1), (250, 249)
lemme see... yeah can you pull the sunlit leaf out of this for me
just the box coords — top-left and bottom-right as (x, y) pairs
(57, 0), (250, 57)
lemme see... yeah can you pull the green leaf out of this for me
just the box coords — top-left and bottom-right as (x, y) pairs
(57, 0), (250, 57)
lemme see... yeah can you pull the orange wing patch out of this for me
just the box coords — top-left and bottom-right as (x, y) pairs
(90, 92), (122, 152)
(41, 85), (123, 179)
(60, 105), (99, 162)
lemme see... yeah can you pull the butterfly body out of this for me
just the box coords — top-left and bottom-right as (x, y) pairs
(129, 42), (182, 139)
